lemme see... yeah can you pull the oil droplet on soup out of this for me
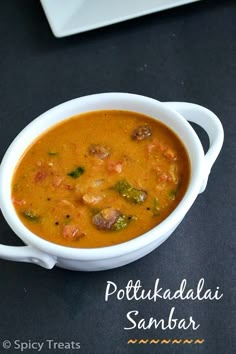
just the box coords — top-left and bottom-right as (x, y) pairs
(12, 110), (190, 248)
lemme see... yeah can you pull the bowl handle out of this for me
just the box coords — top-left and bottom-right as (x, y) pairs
(0, 244), (56, 269)
(164, 102), (224, 193)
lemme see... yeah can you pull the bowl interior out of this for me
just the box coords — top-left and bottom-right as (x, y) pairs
(0, 93), (205, 259)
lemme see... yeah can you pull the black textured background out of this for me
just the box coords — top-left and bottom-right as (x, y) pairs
(0, 1), (235, 353)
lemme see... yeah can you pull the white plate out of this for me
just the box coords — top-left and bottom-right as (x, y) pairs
(40, 0), (201, 38)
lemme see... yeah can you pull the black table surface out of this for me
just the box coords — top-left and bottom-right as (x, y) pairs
(0, 1), (235, 353)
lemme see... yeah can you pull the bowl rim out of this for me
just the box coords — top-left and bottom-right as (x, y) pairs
(0, 92), (205, 260)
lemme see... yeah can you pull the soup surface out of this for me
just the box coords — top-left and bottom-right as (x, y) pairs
(12, 110), (190, 248)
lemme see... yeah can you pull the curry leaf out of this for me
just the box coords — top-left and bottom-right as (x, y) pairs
(67, 166), (85, 179)
(48, 151), (58, 156)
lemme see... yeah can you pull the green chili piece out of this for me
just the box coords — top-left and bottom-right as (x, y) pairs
(152, 197), (160, 216)
(113, 180), (147, 204)
(22, 210), (41, 222)
(169, 190), (177, 200)
(112, 214), (136, 231)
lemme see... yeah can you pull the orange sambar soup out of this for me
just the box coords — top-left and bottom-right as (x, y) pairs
(12, 110), (190, 248)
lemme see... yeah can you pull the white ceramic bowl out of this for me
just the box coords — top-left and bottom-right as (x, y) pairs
(0, 93), (224, 271)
